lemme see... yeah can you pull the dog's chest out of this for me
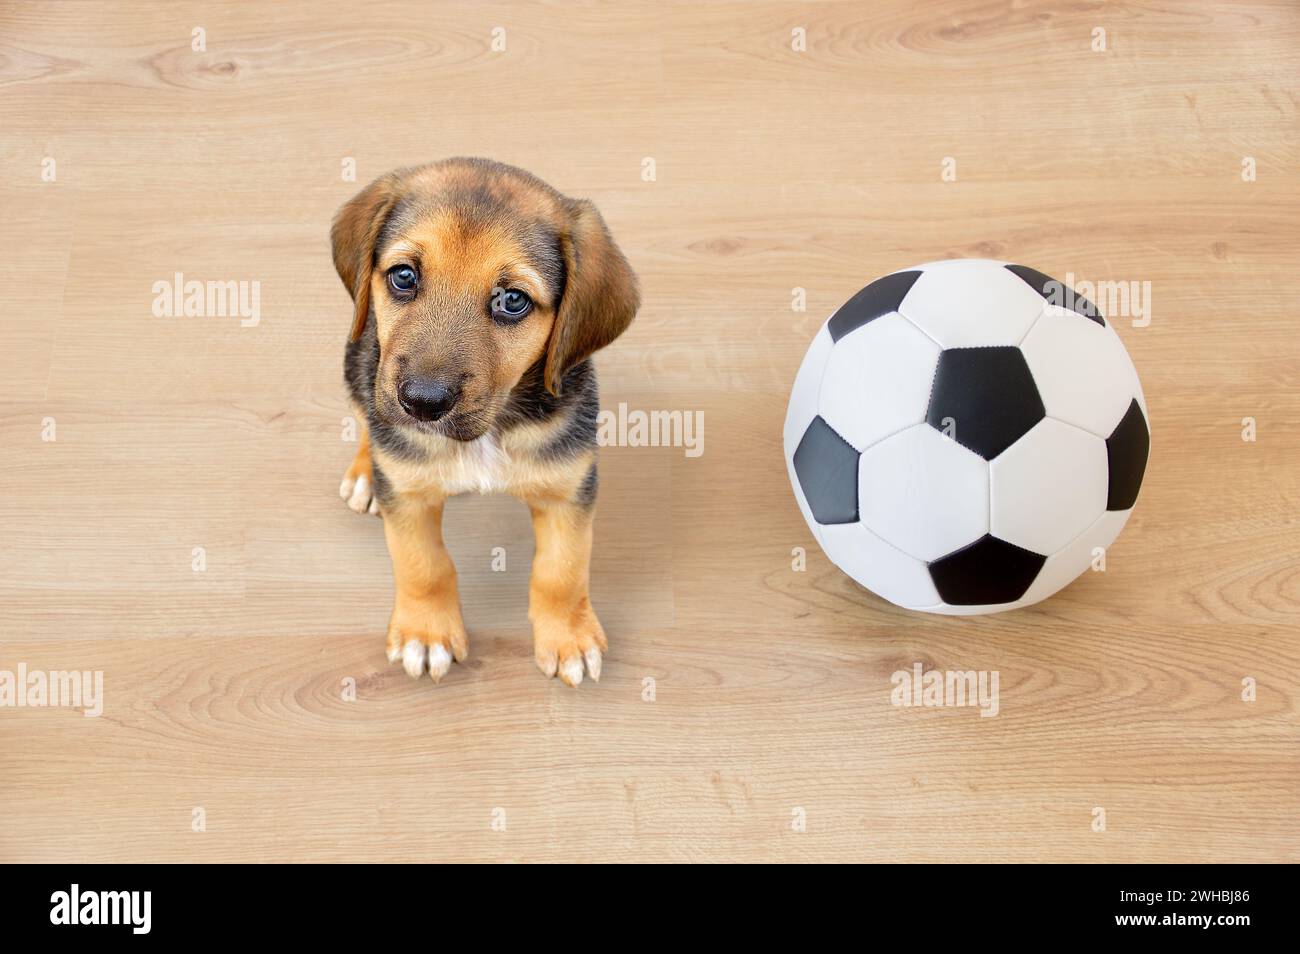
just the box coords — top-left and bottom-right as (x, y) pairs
(384, 433), (514, 497)
(442, 434), (511, 494)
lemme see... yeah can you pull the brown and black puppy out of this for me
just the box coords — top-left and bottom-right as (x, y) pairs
(332, 158), (638, 687)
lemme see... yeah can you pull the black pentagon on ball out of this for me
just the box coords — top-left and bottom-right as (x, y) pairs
(792, 415), (860, 524)
(928, 535), (1047, 606)
(827, 270), (922, 342)
(926, 347), (1045, 460)
(1106, 398), (1150, 511)
(1004, 263), (1103, 325)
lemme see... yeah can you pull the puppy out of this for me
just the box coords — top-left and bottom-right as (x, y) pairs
(332, 158), (638, 687)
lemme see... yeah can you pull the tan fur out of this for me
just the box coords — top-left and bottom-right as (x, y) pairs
(381, 493), (469, 681)
(369, 209), (556, 432)
(332, 159), (637, 686)
(528, 499), (605, 680)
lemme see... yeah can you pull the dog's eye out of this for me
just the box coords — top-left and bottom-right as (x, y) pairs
(492, 288), (533, 323)
(388, 266), (418, 294)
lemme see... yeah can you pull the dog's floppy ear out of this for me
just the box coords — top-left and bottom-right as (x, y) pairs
(544, 198), (639, 396)
(331, 173), (403, 342)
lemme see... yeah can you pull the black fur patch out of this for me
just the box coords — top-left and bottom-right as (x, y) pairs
(574, 462), (598, 509)
(496, 358), (600, 461)
(370, 459), (393, 506)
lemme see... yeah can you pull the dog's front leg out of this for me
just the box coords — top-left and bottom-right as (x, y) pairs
(527, 487), (606, 687)
(382, 496), (469, 682)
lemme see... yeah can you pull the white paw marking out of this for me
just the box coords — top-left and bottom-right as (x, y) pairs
(537, 651), (558, 678)
(386, 642), (401, 663)
(427, 644), (452, 682)
(368, 496), (381, 516)
(583, 648), (602, 683)
(560, 655), (585, 687)
(401, 639), (426, 678)
(347, 475), (372, 513)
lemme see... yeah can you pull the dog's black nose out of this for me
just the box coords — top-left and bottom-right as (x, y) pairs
(398, 375), (461, 422)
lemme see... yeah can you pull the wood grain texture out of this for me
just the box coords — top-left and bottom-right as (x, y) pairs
(1, 0), (1297, 863)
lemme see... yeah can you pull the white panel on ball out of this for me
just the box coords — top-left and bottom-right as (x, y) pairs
(858, 424), (990, 562)
(818, 312), (940, 452)
(898, 259), (1045, 348)
(1020, 306), (1143, 439)
(1019, 508), (1132, 605)
(819, 521), (940, 609)
(989, 418), (1108, 555)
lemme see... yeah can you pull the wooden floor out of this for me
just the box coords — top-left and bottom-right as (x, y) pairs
(2, 1), (1298, 863)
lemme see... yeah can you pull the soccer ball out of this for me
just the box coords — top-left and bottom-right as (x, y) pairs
(784, 259), (1149, 615)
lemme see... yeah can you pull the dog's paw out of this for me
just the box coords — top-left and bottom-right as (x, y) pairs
(340, 444), (380, 516)
(531, 601), (607, 687)
(385, 601), (469, 683)
(339, 474), (381, 515)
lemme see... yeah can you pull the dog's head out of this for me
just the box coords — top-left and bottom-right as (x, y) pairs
(331, 159), (638, 441)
